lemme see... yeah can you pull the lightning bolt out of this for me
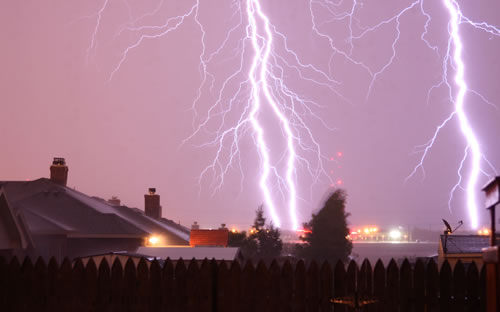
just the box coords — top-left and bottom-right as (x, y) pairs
(246, 0), (300, 229)
(85, 0), (498, 230)
(442, 0), (480, 229)
(309, 0), (497, 229)
(91, 0), (337, 230)
(182, 0), (341, 230)
(86, 0), (109, 64)
(405, 0), (499, 229)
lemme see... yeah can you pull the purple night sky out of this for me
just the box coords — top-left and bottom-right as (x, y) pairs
(1, 0), (499, 231)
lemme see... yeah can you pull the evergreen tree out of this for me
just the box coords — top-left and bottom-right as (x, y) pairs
(227, 206), (282, 261)
(248, 205), (283, 261)
(252, 205), (266, 231)
(297, 189), (352, 263)
(228, 231), (247, 247)
(228, 230), (257, 259)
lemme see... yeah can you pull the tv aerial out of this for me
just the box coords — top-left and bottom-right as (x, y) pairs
(442, 219), (463, 254)
(442, 219), (463, 235)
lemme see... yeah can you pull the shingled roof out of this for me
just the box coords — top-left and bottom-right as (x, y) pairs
(0, 178), (189, 244)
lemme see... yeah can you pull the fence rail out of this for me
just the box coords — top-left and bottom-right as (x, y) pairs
(0, 256), (487, 311)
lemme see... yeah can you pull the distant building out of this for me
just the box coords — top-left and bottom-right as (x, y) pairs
(438, 234), (499, 268)
(0, 158), (190, 261)
(190, 226), (229, 247)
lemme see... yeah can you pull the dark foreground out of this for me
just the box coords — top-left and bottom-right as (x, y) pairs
(0, 255), (485, 312)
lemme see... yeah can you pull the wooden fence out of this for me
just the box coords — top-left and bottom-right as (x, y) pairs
(0, 256), (486, 312)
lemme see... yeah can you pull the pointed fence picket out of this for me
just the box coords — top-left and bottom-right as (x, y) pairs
(268, 260), (281, 312)
(373, 260), (385, 312)
(452, 260), (466, 312)
(0, 255), (491, 311)
(466, 262), (480, 312)
(399, 259), (412, 312)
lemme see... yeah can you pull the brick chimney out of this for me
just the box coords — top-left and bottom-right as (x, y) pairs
(145, 188), (161, 220)
(108, 196), (121, 206)
(50, 157), (68, 186)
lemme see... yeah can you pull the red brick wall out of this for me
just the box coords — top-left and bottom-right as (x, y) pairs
(144, 194), (161, 220)
(50, 165), (68, 186)
(190, 229), (228, 247)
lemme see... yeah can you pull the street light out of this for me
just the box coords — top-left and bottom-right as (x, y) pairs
(148, 236), (160, 245)
(482, 177), (500, 246)
(389, 229), (402, 240)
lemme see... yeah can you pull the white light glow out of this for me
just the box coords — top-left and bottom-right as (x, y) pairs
(389, 229), (402, 240)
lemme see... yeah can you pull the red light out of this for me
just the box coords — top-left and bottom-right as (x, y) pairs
(330, 157), (334, 161)
(297, 229), (312, 234)
(337, 151), (343, 157)
(337, 179), (343, 185)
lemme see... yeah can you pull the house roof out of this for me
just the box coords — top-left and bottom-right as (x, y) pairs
(0, 190), (33, 250)
(74, 251), (160, 267)
(136, 246), (242, 261)
(15, 189), (147, 236)
(440, 234), (500, 254)
(0, 178), (189, 244)
(113, 205), (190, 240)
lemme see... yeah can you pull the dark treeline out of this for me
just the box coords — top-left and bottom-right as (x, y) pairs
(0, 255), (486, 312)
(230, 190), (352, 265)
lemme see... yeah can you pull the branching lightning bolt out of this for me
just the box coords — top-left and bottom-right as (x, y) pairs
(86, 0), (498, 229)
(442, 0), (480, 229)
(88, 0), (338, 229)
(405, 0), (499, 229)
(182, 0), (341, 230)
(309, 0), (498, 228)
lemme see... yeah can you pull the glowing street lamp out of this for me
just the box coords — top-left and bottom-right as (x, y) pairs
(478, 228), (491, 236)
(148, 236), (160, 245)
(147, 235), (165, 247)
(389, 229), (402, 240)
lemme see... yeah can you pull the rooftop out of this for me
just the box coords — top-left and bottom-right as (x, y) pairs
(0, 178), (190, 243)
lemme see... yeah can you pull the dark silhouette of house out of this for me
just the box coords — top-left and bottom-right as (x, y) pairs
(0, 158), (190, 261)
